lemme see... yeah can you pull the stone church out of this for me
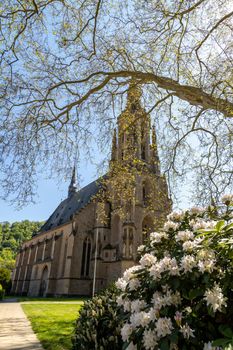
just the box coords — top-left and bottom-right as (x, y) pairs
(11, 84), (172, 297)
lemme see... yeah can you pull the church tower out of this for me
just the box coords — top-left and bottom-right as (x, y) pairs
(110, 82), (161, 174)
(105, 81), (172, 282)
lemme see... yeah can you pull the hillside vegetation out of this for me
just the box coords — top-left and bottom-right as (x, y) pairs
(0, 220), (44, 293)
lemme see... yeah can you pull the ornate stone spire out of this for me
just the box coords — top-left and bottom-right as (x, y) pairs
(68, 166), (77, 197)
(151, 124), (160, 174)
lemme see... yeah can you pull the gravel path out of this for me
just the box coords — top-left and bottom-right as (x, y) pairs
(0, 300), (44, 350)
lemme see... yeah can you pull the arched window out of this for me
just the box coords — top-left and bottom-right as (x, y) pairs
(141, 144), (146, 160)
(122, 226), (134, 259)
(142, 216), (154, 243)
(39, 266), (49, 297)
(81, 238), (91, 277)
(142, 181), (150, 206)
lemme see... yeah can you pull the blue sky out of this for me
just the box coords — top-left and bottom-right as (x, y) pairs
(0, 159), (102, 223)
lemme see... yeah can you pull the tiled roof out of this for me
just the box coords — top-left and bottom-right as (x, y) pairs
(37, 177), (104, 233)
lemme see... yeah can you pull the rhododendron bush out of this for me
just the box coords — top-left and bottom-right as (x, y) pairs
(73, 286), (123, 350)
(116, 195), (233, 350)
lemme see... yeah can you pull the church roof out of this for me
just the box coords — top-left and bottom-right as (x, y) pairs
(38, 177), (104, 233)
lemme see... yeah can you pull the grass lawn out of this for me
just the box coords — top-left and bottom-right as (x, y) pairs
(22, 303), (83, 350)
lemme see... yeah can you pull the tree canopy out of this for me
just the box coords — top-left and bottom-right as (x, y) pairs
(0, 0), (232, 205)
(0, 220), (44, 269)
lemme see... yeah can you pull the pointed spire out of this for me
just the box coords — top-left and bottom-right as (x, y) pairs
(68, 166), (77, 197)
(151, 124), (160, 174)
(111, 128), (117, 162)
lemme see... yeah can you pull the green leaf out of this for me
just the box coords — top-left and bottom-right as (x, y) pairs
(219, 325), (233, 338)
(189, 289), (203, 300)
(160, 338), (170, 350)
(122, 341), (130, 350)
(197, 229), (217, 236)
(169, 331), (178, 344)
(212, 338), (231, 346)
(215, 220), (226, 232)
(225, 223), (233, 232)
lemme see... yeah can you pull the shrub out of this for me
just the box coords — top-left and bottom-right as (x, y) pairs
(0, 267), (11, 293)
(72, 286), (124, 350)
(0, 284), (5, 300)
(116, 195), (233, 350)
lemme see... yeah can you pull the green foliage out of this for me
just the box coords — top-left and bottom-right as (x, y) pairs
(0, 267), (11, 293)
(0, 220), (43, 294)
(0, 249), (15, 270)
(0, 283), (5, 300)
(0, 220), (44, 258)
(72, 287), (124, 350)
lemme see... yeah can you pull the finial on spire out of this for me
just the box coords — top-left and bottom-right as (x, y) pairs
(111, 128), (117, 162)
(152, 125), (158, 152)
(127, 79), (142, 103)
(68, 165), (77, 197)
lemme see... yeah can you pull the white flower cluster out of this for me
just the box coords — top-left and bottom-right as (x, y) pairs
(189, 207), (205, 215)
(180, 323), (195, 339)
(190, 219), (217, 231)
(204, 283), (227, 313)
(151, 289), (181, 312)
(176, 230), (194, 242)
(150, 231), (168, 243)
(137, 244), (145, 253)
(140, 253), (157, 267)
(164, 221), (179, 231)
(182, 239), (201, 252)
(167, 211), (184, 222)
(143, 329), (158, 349)
(115, 265), (141, 292)
(149, 256), (180, 280)
(180, 255), (196, 273)
(123, 315), (174, 350)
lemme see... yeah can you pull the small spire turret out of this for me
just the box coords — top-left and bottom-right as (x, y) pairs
(151, 124), (160, 174)
(111, 128), (117, 162)
(68, 166), (77, 197)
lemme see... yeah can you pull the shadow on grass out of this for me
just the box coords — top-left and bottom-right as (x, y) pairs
(19, 296), (88, 302)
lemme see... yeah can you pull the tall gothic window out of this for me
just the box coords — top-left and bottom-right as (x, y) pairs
(141, 144), (146, 160)
(142, 182), (150, 206)
(122, 227), (134, 259)
(142, 216), (153, 243)
(81, 238), (91, 277)
(62, 239), (68, 277)
(142, 184), (146, 205)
